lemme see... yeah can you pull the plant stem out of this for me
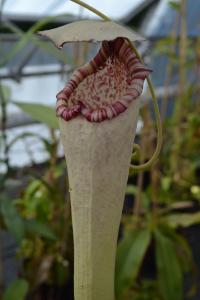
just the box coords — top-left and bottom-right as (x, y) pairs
(160, 14), (179, 119)
(179, 0), (187, 106)
(71, 0), (110, 21)
(170, 0), (187, 175)
(70, 0), (162, 172)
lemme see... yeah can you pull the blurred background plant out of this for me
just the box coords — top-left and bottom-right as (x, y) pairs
(0, 0), (200, 299)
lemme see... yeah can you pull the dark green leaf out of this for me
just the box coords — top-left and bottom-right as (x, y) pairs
(3, 279), (29, 300)
(115, 228), (151, 296)
(12, 102), (58, 129)
(1, 199), (25, 243)
(25, 219), (57, 240)
(155, 229), (183, 300)
(158, 224), (196, 279)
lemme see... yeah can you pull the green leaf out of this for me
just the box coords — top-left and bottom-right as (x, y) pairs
(3, 21), (70, 64)
(24, 179), (41, 199)
(3, 279), (29, 300)
(0, 199), (25, 244)
(161, 177), (171, 191)
(126, 185), (137, 195)
(168, 1), (181, 10)
(158, 224), (195, 273)
(191, 185), (200, 201)
(164, 212), (200, 228)
(115, 228), (151, 296)
(0, 13), (73, 67)
(155, 229), (183, 300)
(0, 85), (11, 100)
(12, 102), (58, 129)
(25, 219), (57, 240)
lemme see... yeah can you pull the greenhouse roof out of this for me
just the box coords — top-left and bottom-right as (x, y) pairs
(3, 0), (156, 21)
(143, 0), (200, 38)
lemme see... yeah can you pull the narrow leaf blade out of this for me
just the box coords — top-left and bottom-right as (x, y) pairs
(25, 219), (57, 240)
(155, 229), (183, 300)
(164, 212), (200, 228)
(115, 228), (151, 295)
(13, 102), (58, 129)
(1, 199), (25, 244)
(3, 279), (29, 300)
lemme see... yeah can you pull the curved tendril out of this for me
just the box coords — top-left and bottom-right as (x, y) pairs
(128, 44), (163, 171)
(71, 0), (163, 172)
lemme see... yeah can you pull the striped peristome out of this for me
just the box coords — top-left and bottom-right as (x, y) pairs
(56, 37), (151, 123)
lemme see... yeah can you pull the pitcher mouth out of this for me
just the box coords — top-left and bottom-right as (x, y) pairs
(56, 37), (151, 123)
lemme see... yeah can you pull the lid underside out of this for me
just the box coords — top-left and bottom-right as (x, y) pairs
(38, 20), (145, 47)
